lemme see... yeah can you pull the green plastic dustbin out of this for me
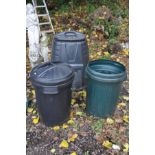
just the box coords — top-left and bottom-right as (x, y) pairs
(85, 59), (127, 118)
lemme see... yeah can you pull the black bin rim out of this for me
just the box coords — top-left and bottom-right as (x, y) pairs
(30, 62), (74, 87)
(86, 59), (127, 83)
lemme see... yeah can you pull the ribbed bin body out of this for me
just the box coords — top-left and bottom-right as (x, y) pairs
(30, 62), (74, 126)
(86, 79), (122, 117)
(85, 59), (127, 118)
(35, 84), (72, 126)
(52, 31), (89, 90)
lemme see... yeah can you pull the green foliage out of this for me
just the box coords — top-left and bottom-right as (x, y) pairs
(101, 55), (111, 60)
(85, 3), (97, 13)
(94, 18), (119, 41)
(26, 0), (128, 19)
(91, 119), (104, 135)
(58, 4), (70, 13)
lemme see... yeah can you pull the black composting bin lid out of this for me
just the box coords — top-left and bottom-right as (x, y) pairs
(54, 31), (85, 42)
(30, 62), (74, 87)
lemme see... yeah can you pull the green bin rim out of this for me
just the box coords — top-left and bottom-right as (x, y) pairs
(85, 59), (127, 83)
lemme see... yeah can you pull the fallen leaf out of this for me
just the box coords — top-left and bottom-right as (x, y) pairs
(94, 134), (103, 143)
(104, 51), (110, 56)
(32, 115), (37, 119)
(59, 140), (69, 148)
(119, 126), (126, 133)
(67, 119), (74, 125)
(70, 111), (74, 118)
(76, 111), (83, 116)
(71, 99), (76, 105)
(53, 126), (60, 131)
(27, 108), (33, 113)
(123, 143), (129, 152)
(122, 49), (129, 56)
(32, 117), (39, 124)
(80, 132), (87, 137)
(53, 137), (59, 141)
(106, 118), (114, 125)
(97, 52), (102, 56)
(115, 118), (123, 124)
(70, 152), (77, 155)
(102, 140), (113, 149)
(32, 110), (37, 114)
(82, 91), (87, 97)
(112, 144), (120, 150)
(123, 115), (129, 123)
(68, 133), (78, 142)
(123, 96), (129, 101)
(62, 124), (68, 129)
(32, 90), (35, 97)
(50, 148), (56, 153)
(117, 102), (126, 108)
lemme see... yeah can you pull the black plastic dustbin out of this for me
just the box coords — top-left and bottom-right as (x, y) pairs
(51, 31), (89, 91)
(30, 62), (74, 126)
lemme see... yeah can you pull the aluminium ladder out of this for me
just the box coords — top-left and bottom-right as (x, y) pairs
(32, 0), (55, 34)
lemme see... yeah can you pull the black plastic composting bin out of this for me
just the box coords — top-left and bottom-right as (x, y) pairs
(85, 59), (127, 118)
(52, 31), (89, 91)
(30, 62), (74, 126)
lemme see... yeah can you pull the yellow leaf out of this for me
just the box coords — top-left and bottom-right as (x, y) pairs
(32, 90), (35, 96)
(50, 148), (56, 153)
(102, 44), (107, 48)
(82, 91), (86, 97)
(122, 49), (129, 56)
(68, 134), (78, 142)
(106, 118), (114, 124)
(67, 119), (74, 125)
(92, 31), (96, 35)
(70, 151), (77, 155)
(123, 143), (129, 152)
(72, 133), (78, 139)
(117, 102), (126, 108)
(32, 117), (39, 124)
(59, 140), (69, 148)
(27, 108), (33, 113)
(123, 96), (129, 101)
(70, 111), (74, 118)
(71, 99), (76, 105)
(79, 29), (83, 32)
(102, 140), (113, 149)
(32, 110), (37, 114)
(53, 126), (60, 131)
(98, 16), (105, 20)
(97, 52), (101, 56)
(104, 51), (110, 56)
(62, 124), (68, 129)
(76, 111), (83, 116)
(123, 115), (129, 123)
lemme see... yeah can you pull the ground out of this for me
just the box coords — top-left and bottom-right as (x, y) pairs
(26, 1), (129, 155)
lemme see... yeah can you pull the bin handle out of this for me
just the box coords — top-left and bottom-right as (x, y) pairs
(42, 86), (58, 94)
(32, 62), (51, 73)
(64, 31), (77, 37)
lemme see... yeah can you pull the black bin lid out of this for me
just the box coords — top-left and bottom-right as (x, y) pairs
(30, 62), (74, 86)
(54, 31), (85, 42)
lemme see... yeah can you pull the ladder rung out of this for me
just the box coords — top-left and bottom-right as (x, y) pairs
(35, 5), (46, 8)
(39, 22), (51, 26)
(38, 14), (48, 17)
(41, 29), (54, 33)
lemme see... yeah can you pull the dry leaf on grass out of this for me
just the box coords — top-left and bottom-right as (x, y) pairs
(59, 140), (69, 148)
